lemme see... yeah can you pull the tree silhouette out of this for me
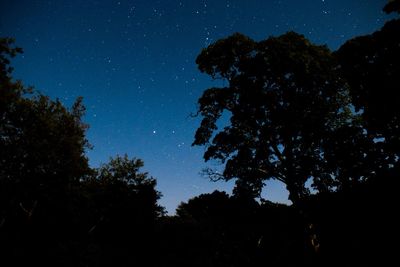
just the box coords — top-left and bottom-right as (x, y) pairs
(193, 32), (352, 205)
(0, 38), (165, 267)
(0, 37), (90, 221)
(0, 37), (92, 266)
(170, 191), (305, 267)
(91, 154), (164, 220)
(81, 155), (163, 266)
(383, 0), (400, 14)
(336, 6), (400, 172)
(176, 190), (233, 221)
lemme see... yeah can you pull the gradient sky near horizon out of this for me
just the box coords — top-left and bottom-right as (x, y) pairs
(0, 0), (392, 213)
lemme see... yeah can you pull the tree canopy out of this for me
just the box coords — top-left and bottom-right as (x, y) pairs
(0, 38), (164, 266)
(91, 154), (164, 219)
(0, 38), (91, 221)
(383, 0), (400, 14)
(336, 9), (400, 170)
(193, 32), (353, 204)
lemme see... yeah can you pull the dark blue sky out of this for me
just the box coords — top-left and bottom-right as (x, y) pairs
(0, 0), (392, 213)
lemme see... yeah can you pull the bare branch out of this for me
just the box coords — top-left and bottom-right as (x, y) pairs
(200, 167), (225, 182)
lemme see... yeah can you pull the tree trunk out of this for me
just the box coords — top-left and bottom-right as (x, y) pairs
(286, 182), (321, 266)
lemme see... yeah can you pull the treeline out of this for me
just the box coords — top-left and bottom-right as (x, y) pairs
(1, 1), (399, 266)
(160, 181), (398, 266)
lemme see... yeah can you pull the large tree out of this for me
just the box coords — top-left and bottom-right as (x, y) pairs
(336, 3), (400, 170)
(193, 32), (352, 205)
(0, 39), (90, 177)
(0, 38), (165, 266)
(0, 37), (92, 266)
(0, 38), (90, 211)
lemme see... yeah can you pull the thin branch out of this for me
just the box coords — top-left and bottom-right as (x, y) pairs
(257, 168), (286, 184)
(200, 167), (225, 182)
(271, 144), (285, 162)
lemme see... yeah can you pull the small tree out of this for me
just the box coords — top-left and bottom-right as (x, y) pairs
(94, 154), (164, 219)
(83, 155), (164, 266)
(176, 190), (232, 221)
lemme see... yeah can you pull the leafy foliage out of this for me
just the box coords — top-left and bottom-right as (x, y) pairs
(0, 39), (91, 237)
(383, 0), (400, 14)
(336, 14), (400, 169)
(193, 32), (353, 204)
(167, 191), (304, 267)
(0, 38), (163, 266)
(89, 154), (164, 221)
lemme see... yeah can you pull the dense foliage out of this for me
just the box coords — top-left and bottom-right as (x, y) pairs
(0, 38), (163, 266)
(193, 31), (354, 204)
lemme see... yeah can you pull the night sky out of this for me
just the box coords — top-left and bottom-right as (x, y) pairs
(0, 0), (392, 213)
